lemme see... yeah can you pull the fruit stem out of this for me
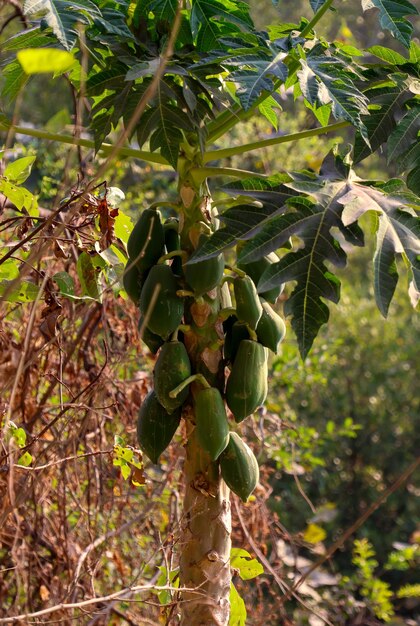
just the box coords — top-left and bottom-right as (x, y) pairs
(158, 250), (188, 264)
(169, 374), (210, 399)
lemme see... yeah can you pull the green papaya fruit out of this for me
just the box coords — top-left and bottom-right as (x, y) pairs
(185, 234), (224, 296)
(139, 264), (184, 339)
(127, 208), (165, 271)
(224, 320), (250, 363)
(256, 300), (286, 354)
(154, 340), (191, 413)
(195, 387), (229, 460)
(238, 252), (284, 304)
(136, 390), (181, 464)
(234, 275), (263, 330)
(226, 339), (268, 422)
(123, 261), (145, 304)
(138, 316), (164, 354)
(164, 219), (183, 276)
(220, 432), (259, 502)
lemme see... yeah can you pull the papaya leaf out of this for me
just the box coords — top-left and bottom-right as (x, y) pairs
(361, 0), (418, 49)
(406, 167), (420, 195)
(366, 45), (408, 65)
(228, 52), (287, 110)
(188, 177), (297, 262)
(387, 105), (420, 164)
(2, 60), (29, 101)
(340, 185), (420, 315)
(23, 0), (101, 50)
(353, 78), (412, 163)
(298, 53), (369, 139)
(2, 27), (54, 51)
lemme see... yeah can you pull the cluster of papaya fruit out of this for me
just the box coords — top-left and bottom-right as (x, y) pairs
(123, 208), (286, 502)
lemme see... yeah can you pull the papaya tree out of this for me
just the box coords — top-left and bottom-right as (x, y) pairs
(1, 0), (419, 623)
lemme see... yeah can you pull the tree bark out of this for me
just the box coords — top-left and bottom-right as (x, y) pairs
(180, 429), (231, 626)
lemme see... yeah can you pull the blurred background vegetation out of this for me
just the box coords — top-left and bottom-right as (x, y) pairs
(0, 0), (419, 624)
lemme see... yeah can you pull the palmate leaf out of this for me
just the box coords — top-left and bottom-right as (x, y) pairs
(387, 105), (420, 164)
(136, 87), (194, 168)
(188, 176), (297, 261)
(298, 53), (369, 139)
(190, 0), (253, 45)
(238, 173), (365, 358)
(353, 78), (412, 163)
(228, 52), (288, 110)
(23, 0), (101, 50)
(361, 0), (418, 49)
(340, 185), (420, 315)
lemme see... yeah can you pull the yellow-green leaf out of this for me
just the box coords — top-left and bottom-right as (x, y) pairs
(17, 48), (75, 75)
(303, 523), (327, 544)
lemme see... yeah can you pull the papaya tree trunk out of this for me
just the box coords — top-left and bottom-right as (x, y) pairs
(180, 430), (231, 625)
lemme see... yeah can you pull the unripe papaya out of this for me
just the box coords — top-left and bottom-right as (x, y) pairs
(139, 264), (184, 339)
(220, 432), (259, 502)
(136, 390), (181, 464)
(226, 340), (268, 422)
(185, 234), (224, 296)
(154, 340), (191, 413)
(234, 275), (263, 330)
(164, 219), (183, 276)
(138, 316), (164, 354)
(195, 387), (229, 460)
(224, 320), (250, 363)
(127, 209), (165, 271)
(123, 261), (145, 304)
(238, 252), (284, 304)
(256, 300), (286, 354)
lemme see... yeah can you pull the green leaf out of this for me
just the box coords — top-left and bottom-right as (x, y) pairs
(229, 52), (287, 111)
(406, 166), (420, 194)
(191, 0), (253, 51)
(18, 451), (33, 466)
(387, 105), (420, 164)
(4, 156), (36, 184)
(0, 179), (38, 213)
(234, 153), (371, 357)
(188, 175), (296, 262)
(353, 78), (411, 163)
(230, 548), (264, 580)
(366, 45), (408, 64)
(76, 252), (100, 300)
(361, 0), (418, 48)
(2, 60), (29, 101)
(229, 583), (246, 626)
(0, 279), (40, 302)
(17, 48), (75, 74)
(258, 96), (280, 130)
(303, 523), (327, 543)
(114, 210), (133, 246)
(298, 54), (369, 139)
(341, 185), (420, 315)
(2, 26), (54, 51)
(53, 271), (75, 296)
(23, 0), (101, 50)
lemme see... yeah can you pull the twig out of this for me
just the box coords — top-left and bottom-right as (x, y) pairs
(0, 583), (208, 622)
